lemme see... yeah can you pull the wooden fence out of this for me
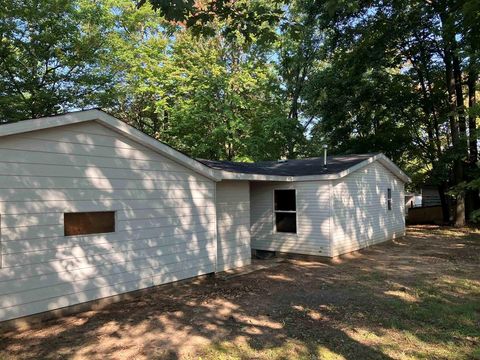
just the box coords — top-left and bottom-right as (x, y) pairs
(407, 206), (444, 224)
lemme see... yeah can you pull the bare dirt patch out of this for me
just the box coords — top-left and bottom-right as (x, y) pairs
(1, 226), (479, 359)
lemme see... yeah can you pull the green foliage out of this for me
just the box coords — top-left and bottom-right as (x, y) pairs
(0, 0), (292, 160)
(282, 0), (479, 200)
(95, 0), (292, 161)
(141, 0), (284, 45)
(0, 0), (478, 200)
(0, 0), (112, 122)
(159, 31), (292, 160)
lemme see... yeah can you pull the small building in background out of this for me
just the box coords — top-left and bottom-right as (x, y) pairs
(421, 186), (442, 207)
(406, 186), (445, 224)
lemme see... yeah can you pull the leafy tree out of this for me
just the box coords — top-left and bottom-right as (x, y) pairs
(276, 1), (323, 156)
(98, 0), (293, 161)
(93, 0), (174, 136)
(139, 0), (283, 44)
(283, 0), (479, 225)
(0, 0), (112, 122)
(159, 30), (290, 160)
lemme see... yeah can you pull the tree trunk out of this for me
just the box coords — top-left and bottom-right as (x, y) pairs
(453, 53), (467, 148)
(440, 9), (466, 226)
(445, 55), (465, 226)
(465, 68), (479, 221)
(451, 51), (468, 226)
(468, 68), (478, 163)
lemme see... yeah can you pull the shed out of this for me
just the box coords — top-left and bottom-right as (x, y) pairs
(0, 109), (410, 324)
(201, 153), (410, 257)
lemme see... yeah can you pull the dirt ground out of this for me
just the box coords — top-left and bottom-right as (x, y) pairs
(1, 225), (479, 360)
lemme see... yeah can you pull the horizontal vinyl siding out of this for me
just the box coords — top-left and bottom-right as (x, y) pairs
(0, 121), (216, 322)
(215, 181), (251, 272)
(331, 161), (405, 256)
(250, 181), (330, 256)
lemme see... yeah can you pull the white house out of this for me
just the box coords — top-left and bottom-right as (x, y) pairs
(0, 109), (410, 324)
(200, 154), (409, 257)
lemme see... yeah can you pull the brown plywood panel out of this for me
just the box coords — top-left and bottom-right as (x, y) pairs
(64, 212), (115, 236)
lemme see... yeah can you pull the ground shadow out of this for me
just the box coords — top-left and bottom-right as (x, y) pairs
(0, 225), (479, 359)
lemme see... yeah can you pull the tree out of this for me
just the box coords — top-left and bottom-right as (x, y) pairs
(277, 1), (323, 157)
(161, 30), (293, 160)
(0, 0), (112, 122)
(92, 0), (174, 136)
(139, 0), (283, 44)
(283, 0), (479, 225)
(97, 0), (294, 161)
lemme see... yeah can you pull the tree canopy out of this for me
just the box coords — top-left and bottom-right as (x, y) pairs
(0, 0), (478, 224)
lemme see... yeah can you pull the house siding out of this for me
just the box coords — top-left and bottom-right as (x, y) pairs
(250, 181), (330, 256)
(215, 181), (251, 271)
(331, 161), (405, 256)
(0, 121), (217, 322)
(421, 187), (442, 207)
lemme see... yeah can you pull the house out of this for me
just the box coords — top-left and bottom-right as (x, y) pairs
(405, 192), (421, 214)
(406, 186), (445, 224)
(420, 186), (442, 207)
(0, 110), (410, 324)
(200, 154), (409, 258)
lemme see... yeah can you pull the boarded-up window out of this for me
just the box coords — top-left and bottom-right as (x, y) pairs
(64, 211), (115, 236)
(274, 189), (297, 233)
(387, 188), (392, 211)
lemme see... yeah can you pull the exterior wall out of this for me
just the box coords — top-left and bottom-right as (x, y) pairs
(250, 181), (330, 256)
(215, 181), (251, 271)
(331, 161), (405, 257)
(405, 194), (415, 214)
(0, 121), (217, 322)
(421, 186), (442, 207)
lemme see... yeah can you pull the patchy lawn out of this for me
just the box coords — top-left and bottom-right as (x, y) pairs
(1, 225), (479, 360)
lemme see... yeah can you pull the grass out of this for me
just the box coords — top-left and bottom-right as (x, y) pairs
(197, 340), (349, 360)
(199, 280), (479, 359)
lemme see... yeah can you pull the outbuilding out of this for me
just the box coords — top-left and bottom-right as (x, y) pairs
(0, 109), (409, 324)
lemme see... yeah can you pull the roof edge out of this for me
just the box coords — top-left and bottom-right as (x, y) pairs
(0, 109), (221, 181)
(375, 153), (411, 183)
(0, 111), (410, 183)
(215, 153), (411, 183)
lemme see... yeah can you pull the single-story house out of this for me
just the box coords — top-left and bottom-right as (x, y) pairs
(0, 109), (410, 324)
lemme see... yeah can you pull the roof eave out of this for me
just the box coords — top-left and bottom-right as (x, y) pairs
(0, 109), (221, 182)
(375, 154), (411, 183)
(217, 153), (411, 183)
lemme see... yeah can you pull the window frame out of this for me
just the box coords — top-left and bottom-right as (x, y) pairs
(64, 211), (117, 237)
(387, 188), (392, 211)
(273, 189), (298, 234)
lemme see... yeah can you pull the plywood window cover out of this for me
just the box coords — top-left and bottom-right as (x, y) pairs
(64, 211), (116, 236)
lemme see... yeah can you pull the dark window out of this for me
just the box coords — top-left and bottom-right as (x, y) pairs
(274, 190), (297, 233)
(64, 211), (115, 236)
(387, 188), (392, 210)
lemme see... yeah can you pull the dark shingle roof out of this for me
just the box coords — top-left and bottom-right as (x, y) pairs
(198, 154), (378, 177)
